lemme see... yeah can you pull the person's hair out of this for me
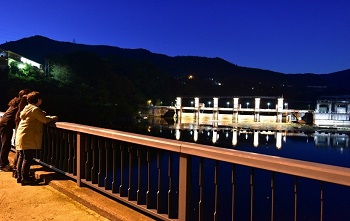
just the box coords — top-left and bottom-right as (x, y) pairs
(18, 89), (32, 98)
(14, 89), (32, 126)
(15, 95), (29, 126)
(7, 97), (19, 107)
(26, 91), (42, 105)
(8, 89), (32, 107)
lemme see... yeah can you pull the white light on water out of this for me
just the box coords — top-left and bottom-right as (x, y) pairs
(232, 130), (237, 146)
(176, 129), (180, 140)
(276, 132), (282, 149)
(194, 130), (198, 142)
(254, 131), (259, 147)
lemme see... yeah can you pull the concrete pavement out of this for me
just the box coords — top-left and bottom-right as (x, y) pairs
(0, 152), (156, 221)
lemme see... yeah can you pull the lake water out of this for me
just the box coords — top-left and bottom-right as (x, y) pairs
(130, 119), (350, 167)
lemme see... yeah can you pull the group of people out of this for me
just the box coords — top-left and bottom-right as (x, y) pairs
(0, 89), (58, 185)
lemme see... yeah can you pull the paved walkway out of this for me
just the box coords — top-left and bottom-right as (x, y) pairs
(0, 152), (155, 221)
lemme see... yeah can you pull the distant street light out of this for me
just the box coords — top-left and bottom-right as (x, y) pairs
(191, 101), (194, 107)
(267, 102), (270, 109)
(227, 101), (230, 108)
(246, 102), (249, 109)
(208, 101), (211, 108)
(284, 103), (288, 109)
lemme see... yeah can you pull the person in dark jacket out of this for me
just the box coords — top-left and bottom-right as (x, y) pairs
(0, 89), (31, 172)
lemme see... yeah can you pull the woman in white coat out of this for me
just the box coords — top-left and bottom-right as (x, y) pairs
(15, 91), (58, 185)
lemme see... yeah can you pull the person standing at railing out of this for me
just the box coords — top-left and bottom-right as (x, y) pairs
(15, 91), (58, 185)
(0, 89), (31, 172)
(12, 91), (32, 178)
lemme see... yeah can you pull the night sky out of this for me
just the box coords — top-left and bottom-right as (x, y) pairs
(1, 0), (349, 74)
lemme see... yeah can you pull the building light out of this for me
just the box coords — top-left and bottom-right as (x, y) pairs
(17, 63), (26, 69)
(147, 100), (152, 106)
(20, 57), (41, 69)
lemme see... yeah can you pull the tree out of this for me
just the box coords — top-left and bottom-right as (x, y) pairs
(50, 64), (72, 86)
(8, 61), (44, 80)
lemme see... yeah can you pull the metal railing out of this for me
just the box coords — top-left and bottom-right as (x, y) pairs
(2, 110), (350, 221)
(34, 121), (350, 221)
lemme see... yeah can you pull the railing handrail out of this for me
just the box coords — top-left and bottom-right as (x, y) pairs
(55, 122), (350, 187)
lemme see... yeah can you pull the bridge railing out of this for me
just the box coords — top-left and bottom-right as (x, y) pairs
(30, 121), (350, 221)
(3, 109), (350, 221)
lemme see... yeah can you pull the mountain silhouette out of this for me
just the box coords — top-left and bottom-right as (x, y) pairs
(1, 35), (349, 101)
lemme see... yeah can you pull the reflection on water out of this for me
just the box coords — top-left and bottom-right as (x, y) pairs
(160, 119), (348, 147)
(138, 120), (350, 168)
(172, 126), (349, 149)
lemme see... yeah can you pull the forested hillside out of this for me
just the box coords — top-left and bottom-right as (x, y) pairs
(1, 35), (349, 128)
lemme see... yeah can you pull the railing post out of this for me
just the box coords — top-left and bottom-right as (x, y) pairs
(178, 153), (191, 221)
(76, 132), (82, 187)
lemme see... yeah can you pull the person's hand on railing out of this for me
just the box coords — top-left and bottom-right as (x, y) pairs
(46, 116), (58, 126)
(52, 116), (58, 122)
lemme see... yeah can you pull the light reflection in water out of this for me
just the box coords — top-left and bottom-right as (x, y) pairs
(253, 131), (259, 147)
(232, 130), (237, 146)
(174, 127), (286, 149)
(276, 132), (282, 149)
(194, 130), (198, 142)
(170, 125), (349, 149)
(140, 118), (350, 167)
(175, 128), (181, 140)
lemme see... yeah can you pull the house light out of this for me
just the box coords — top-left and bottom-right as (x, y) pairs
(17, 63), (26, 69)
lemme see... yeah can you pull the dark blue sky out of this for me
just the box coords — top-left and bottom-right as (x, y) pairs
(1, 0), (349, 74)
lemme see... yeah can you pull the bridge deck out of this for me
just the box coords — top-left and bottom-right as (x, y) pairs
(0, 152), (155, 221)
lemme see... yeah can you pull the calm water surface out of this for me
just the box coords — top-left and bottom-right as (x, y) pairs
(129, 120), (350, 168)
